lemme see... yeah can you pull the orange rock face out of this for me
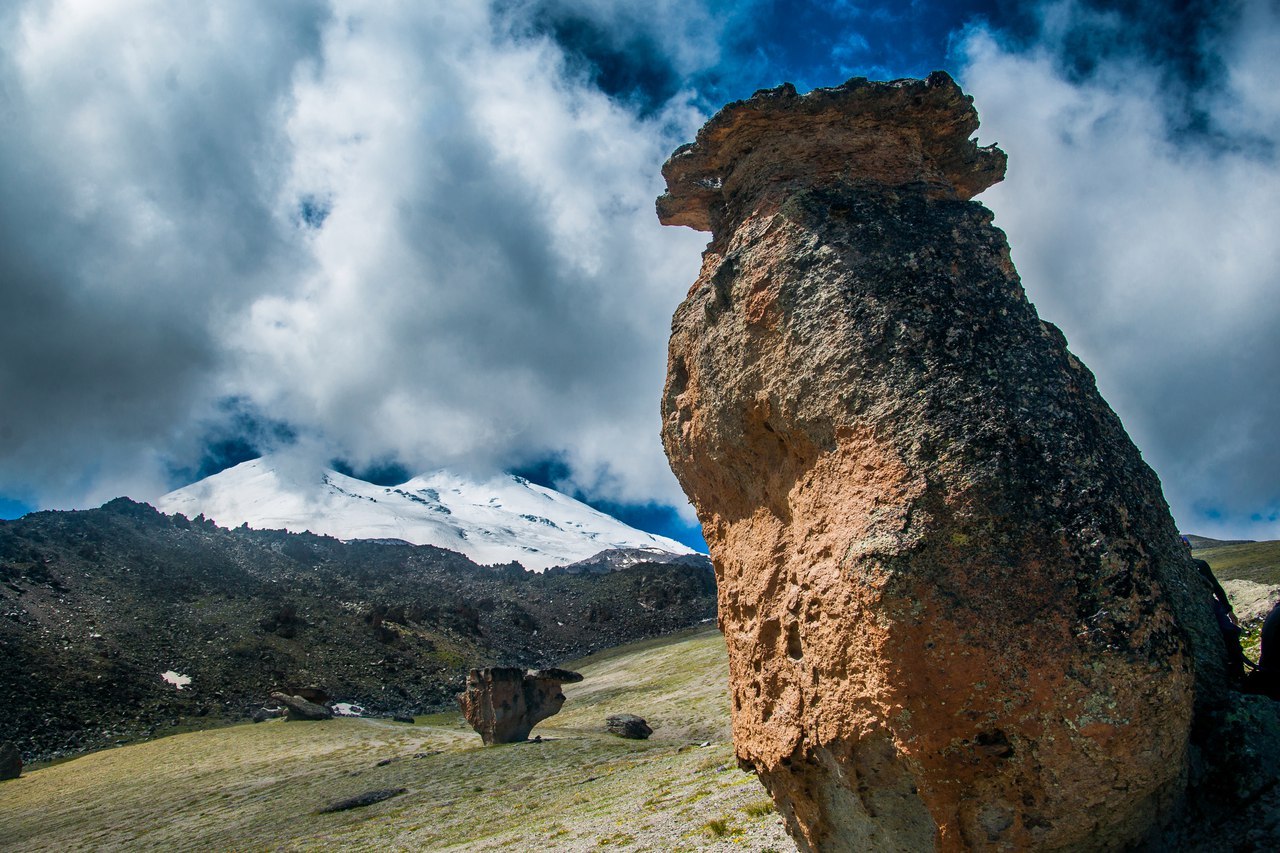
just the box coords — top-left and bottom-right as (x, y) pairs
(659, 73), (1230, 851)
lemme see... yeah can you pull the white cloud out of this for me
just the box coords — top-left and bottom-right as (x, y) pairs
(959, 0), (1280, 538)
(0, 0), (709, 516)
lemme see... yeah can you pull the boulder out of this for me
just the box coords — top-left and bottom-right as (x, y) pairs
(458, 666), (583, 744)
(605, 714), (653, 740)
(0, 741), (21, 780)
(250, 706), (285, 723)
(658, 72), (1246, 851)
(269, 692), (333, 722)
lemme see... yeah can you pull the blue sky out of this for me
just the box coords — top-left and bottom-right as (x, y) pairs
(1, 0), (1277, 549)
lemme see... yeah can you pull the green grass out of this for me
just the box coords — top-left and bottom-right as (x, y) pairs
(0, 627), (791, 852)
(1193, 539), (1280, 585)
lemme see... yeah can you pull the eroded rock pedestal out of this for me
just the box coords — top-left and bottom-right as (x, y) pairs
(458, 667), (583, 745)
(658, 72), (1241, 851)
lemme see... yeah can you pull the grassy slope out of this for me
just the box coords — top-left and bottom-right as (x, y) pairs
(0, 627), (792, 852)
(1193, 539), (1280, 585)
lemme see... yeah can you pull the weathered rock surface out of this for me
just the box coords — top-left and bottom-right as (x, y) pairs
(269, 692), (333, 722)
(658, 72), (1253, 850)
(605, 714), (653, 739)
(0, 741), (21, 780)
(458, 667), (583, 745)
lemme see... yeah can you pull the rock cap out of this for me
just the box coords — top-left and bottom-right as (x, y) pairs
(657, 70), (1006, 234)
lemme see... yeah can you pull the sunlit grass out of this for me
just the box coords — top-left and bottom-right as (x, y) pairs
(0, 628), (792, 851)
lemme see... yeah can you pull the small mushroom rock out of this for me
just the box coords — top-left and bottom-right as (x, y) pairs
(458, 666), (583, 745)
(0, 742), (21, 780)
(658, 72), (1246, 851)
(269, 692), (333, 722)
(605, 714), (653, 740)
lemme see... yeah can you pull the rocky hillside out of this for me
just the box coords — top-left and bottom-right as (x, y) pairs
(0, 629), (797, 852)
(0, 499), (715, 762)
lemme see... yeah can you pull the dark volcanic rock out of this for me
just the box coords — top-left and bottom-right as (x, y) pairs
(270, 692), (333, 722)
(250, 707), (285, 723)
(605, 714), (653, 740)
(658, 72), (1259, 850)
(0, 741), (21, 780)
(0, 499), (716, 762)
(458, 666), (583, 744)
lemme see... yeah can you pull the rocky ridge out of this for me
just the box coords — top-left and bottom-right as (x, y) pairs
(0, 499), (715, 762)
(659, 72), (1277, 850)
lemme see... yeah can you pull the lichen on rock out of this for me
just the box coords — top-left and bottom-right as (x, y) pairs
(658, 72), (1250, 851)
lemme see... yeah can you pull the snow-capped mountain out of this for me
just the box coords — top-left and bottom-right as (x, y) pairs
(155, 457), (696, 571)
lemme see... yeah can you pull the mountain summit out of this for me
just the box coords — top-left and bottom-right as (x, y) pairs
(156, 457), (694, 571)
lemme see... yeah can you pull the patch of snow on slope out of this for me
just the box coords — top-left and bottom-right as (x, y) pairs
(161, 671), (192, 690)
(155, 457), (694, 571)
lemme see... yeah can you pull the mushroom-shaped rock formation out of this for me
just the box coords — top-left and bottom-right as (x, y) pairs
(458, 667), (583, 745)
(657, 71), (1005, 238)
(658, 72), (1241, 850)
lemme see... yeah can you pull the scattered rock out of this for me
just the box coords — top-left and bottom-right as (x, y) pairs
(659, 71), (1250, 850)
(605, 714), (653, 740)
(269, 692), (333, 722)
(250, 706), (285, 723)
(0, 741), (21, 780)
(316, 787), (407, 814)
(457, 666), (583, 744)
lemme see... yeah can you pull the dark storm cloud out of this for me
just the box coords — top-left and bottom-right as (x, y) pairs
(0, 0), (715, 515)
(0, 0), (329, 505)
